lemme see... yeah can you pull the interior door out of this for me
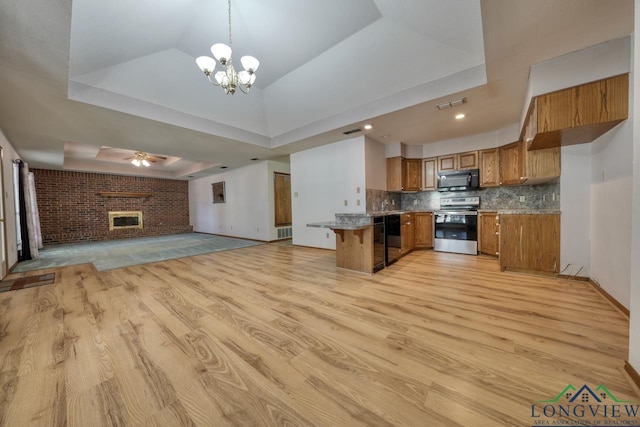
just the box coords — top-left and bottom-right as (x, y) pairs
(274, 172), (291, 226)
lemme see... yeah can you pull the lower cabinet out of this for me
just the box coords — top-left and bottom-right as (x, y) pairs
(400, 213), (415, 255)
(499, 214), (560, 273)
(478, 212), (499, 256)
(414, 212), (433, 248)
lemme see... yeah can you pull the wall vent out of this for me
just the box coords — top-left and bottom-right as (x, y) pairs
(436, 97), (467, 110)
(277, 227), (292, 239)
(342, 128), (362, 135)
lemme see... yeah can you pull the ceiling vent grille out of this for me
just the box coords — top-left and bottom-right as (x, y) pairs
(436, 97), (467, 110)
(342, 128), (362, 135)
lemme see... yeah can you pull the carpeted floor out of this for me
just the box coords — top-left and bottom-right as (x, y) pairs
(11, 233), (264, 273)
(0, 273), (56, 293)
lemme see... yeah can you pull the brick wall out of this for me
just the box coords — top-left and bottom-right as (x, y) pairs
(32, 169), (192, 245)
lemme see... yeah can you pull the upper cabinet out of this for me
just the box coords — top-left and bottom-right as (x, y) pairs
(499, 141), (561, 186)
(404, 159), (422, 191)
(437, 150), (478, 173)
(387, 157), (406, 192)
(458, 151), (479, 170)
(423, 158), (437, 191)
(387, 157), (422, 192)
(479, 148), (500, 187)
(499, 142), (525, 186)
(523, 74), (629, 151)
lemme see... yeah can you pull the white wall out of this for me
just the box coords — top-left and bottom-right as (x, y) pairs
(189, 160), (290, 241)
(0, 128), (22, 271)
(364, 137), (386, 190)
(291, 136), (366, 249)
(590, 119), (633, 308)
(560, 144), (591, 278)
(628, 0), (640, 371)
(421, 124), (519, 158)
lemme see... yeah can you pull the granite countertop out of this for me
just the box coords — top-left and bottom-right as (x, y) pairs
(336, 210), (434, 217)
(306, 221), (370, 230)
(478, 209), (561, 214)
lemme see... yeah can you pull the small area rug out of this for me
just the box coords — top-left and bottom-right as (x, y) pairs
(11, 233), (264, 273)
(0, 273), (55, 293)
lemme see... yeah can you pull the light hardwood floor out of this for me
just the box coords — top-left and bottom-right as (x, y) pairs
(0, 244), (636, 426)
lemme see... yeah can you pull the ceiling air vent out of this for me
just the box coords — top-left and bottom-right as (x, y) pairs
(437, 97), (467, 110)
(342, 128), (362, 135)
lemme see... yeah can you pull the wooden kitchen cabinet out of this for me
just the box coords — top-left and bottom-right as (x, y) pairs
(499, 214), (560, 273)
(499, 141), (525, 186)
(404, 159), (422, 191)
(478, 212), (499, 256)
(457, 150), (479, 170)
(387, 157), (406, 192)
(423, 158), (437, 190)
(524, 146), (561, 183)
(414, 212), (433, 248)
(437, 155), (457, 172)
(437, 151), (478, 173)
(400, 212), (415, 255)
(523, 74), (628, 150)
(479, 148), (500, 187)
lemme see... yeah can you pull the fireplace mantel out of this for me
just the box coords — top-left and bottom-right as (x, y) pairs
(98, 192), (151, 198)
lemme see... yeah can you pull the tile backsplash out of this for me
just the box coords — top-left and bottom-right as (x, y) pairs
(367, 181), (560, 212)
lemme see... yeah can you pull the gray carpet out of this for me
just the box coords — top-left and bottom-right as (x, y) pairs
(12, 233), (264, 272)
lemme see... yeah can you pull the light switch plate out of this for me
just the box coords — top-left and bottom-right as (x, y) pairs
(344, 200), (348, 206)
(519, 196), (525, 202)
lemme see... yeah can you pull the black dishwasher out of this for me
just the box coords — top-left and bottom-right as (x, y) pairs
(372, 217), (385, 272)
(384, 214), (401, 265)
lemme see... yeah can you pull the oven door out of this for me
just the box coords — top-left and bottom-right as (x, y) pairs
(434, 211), (478, 255)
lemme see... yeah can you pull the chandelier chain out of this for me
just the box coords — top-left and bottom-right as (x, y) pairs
(227, 0), (232, 48)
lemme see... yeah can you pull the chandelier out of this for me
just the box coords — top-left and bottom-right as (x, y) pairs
(131, 152), (151, 167)
(195, 0), (259, 95)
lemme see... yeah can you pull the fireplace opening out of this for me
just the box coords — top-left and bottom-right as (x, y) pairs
(109, 211), (143, 231)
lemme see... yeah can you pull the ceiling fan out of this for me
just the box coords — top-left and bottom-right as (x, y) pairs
(125, 151), (167, 167)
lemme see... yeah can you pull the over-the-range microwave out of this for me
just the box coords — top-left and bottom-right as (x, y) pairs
(437, 169), (480, 192)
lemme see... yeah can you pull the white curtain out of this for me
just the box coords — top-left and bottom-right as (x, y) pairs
(16, 161), (42, 259)
(26, 171), (42, 254)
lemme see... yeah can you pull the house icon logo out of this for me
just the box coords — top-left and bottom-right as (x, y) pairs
(531, 384), (639, 426)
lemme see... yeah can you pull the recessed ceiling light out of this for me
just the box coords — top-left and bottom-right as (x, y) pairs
(250, 157), (259, 161)
(363, 124), (373, 130)
(382, 134), (390, 139)
(220, 166), (228, 169)
(455, 113), (466, 120)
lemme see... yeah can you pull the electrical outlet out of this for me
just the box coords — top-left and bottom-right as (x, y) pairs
(542, 194), (546, 202)
(257, 227), (259, 232)
(602, 169), (606, 182)
(552, 193), (556, 202)
(344, 200), (348, 206)
(326, 232), (329, 238)
(294, 192), (298, 198)
(356, 199), (361, 206)
(392, 200), (395, 206)
(519, 196), (525, 203)
(414, 199), (418, 205)
(356, 187), (360, 193)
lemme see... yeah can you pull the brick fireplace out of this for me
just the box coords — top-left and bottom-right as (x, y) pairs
(32, 169), (192, 245)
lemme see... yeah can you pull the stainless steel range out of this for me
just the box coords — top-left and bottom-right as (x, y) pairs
(434, 196), (479, 255)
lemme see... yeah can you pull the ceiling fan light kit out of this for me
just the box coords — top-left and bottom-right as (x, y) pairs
(131, 152), (151, 167)
(196, 0), (259, 95)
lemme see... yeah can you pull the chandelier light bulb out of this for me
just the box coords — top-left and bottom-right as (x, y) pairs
(132, 159), (141, 167)
(211, 43), (232, 64)
(238, 70), (251, 85)
(196, 56), (216, 74)
(142, 159), (150, 167)
(240, 56), (259, 73)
